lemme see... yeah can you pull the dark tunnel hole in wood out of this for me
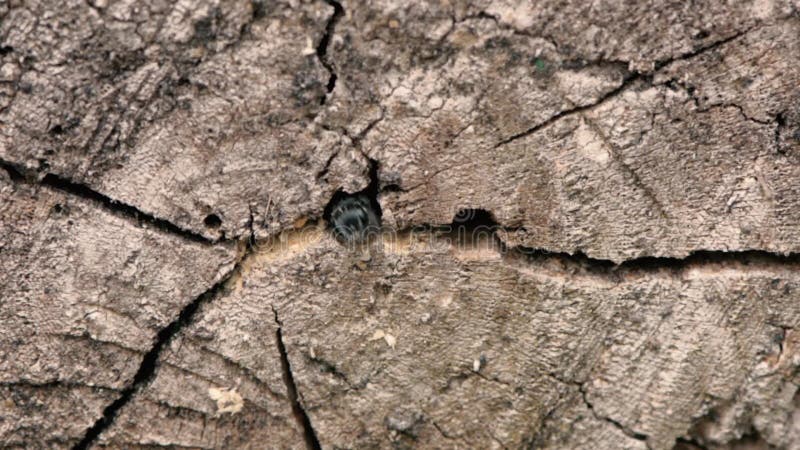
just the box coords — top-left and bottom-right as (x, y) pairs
(203, 213), (222, 228)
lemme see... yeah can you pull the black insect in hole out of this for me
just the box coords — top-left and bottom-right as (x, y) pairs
(329, 194), (380, 243)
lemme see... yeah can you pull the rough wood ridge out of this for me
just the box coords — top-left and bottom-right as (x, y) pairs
(2, 0), (800, 449)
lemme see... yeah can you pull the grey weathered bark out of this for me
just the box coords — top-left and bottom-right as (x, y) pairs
(2, 0), (800, 449)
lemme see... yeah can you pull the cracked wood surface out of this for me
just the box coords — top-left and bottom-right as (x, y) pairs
(0, 170), (238, 447)
(2, 0), (800, 449)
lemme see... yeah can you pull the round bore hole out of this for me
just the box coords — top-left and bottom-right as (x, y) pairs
(203, 213), (222, 228)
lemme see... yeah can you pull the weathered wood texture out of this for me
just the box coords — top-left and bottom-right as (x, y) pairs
(2, 0), (800, 449)
(0, 171), (238, 447)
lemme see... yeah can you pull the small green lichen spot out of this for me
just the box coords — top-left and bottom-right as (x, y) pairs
(534, 58), (546, 71)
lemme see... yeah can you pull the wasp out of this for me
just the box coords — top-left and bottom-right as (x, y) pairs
(329, 194), (380, 243)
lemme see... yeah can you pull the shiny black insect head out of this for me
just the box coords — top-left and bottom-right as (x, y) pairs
(329, 194), (380, 243)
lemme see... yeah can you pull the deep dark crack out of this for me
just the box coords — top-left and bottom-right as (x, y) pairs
(776, 112), (787, 154)
(316, 0), (344, 103)
(0, 159), (26, 182)
(72, 258), (245, 450)
(246, 204), (257, 249)
(401, 215), (800, 272)
(1, 158), (219, 245)
(272, 307), (322, 450)
(674, 436), (709, 450)
(507, 245), (800, 275)
(0, 379), (118, 391)
(42, 173), (216, 244)
(652, 27), (751, 72)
